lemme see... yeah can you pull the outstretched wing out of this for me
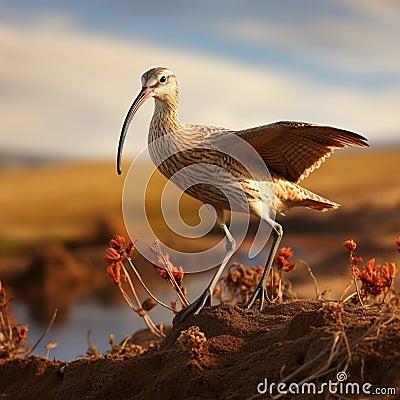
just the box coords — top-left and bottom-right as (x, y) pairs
(235, 121), (368, 182)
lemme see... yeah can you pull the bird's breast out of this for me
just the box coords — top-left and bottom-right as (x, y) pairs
(149, 141), (278, 214)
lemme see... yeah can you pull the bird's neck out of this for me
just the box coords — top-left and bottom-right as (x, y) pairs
(149, 95), (183, 143)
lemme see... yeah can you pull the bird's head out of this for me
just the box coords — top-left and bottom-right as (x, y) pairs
(141, 67), (177, 102)
(117, 67), (177, 175)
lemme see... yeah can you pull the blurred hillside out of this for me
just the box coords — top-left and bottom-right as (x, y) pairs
(0, 147), (398, 252)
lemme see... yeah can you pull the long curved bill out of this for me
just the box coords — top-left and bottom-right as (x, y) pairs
(117, 86), (154, 175)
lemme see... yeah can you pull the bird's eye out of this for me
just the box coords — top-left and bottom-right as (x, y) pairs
(159, 75), (167, 84)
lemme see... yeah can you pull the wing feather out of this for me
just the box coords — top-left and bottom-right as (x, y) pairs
(235, 121), (368, 182)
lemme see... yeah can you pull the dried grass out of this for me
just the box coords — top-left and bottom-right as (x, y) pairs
(0, 281), (28, 358)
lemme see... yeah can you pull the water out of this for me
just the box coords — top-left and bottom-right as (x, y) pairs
(12, 299), (174, 361)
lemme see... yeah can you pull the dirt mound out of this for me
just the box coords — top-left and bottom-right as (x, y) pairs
(1, 300), (399, 399)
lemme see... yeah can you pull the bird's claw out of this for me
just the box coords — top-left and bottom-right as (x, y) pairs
(245, 285), (270, 310)
(177, 290), (212, 323)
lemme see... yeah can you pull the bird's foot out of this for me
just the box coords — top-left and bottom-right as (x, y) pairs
(176, 289), (212, 323)
(245, 285), (270, 311)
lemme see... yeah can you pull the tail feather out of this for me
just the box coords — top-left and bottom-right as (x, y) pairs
(273, 177), (340, 213)
(294, 185), (340, 212)
(298, 198), (340, 212)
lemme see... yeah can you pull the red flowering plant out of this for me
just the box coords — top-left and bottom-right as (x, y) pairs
(354, 259), (397, 297)
(343, 238), (398, 305)
(105, 235), (189, 335)
(275, 247), (296, 273)
(274, 247), (296, 302)
(105, 235), (167, 337)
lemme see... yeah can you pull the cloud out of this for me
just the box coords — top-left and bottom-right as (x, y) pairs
(342, 0), (400, 22)
(0, 13), (399, 162)
(214, 0), (400, 77)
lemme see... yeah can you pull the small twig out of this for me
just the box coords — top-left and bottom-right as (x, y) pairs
(153, 241), (190, 307)
(27, 308), (58, 356)
(118, 336), (131, 352)
(125, 257), (176, 312)
(360, 356), (365, 382)
(86, 329), (99, 355)
(44, 341), (58, 359)
(279, 345), (330, 383)
(340, 325), (352, 367)
(380, 284), (394, 304)
(268, 268), (278, 303)
(120, 263), (165, 338)
(351, 266), (365, 311)
(342, 291), (357, 303)
(119, 264), (142, 311)
(0, 300), (13, 344)
(277, 271), (283, 303)
(0, 310), (11, 341)
(339, 278), (353, 301)
(143, 313), (165, 338)
(298, 259), (321, 300)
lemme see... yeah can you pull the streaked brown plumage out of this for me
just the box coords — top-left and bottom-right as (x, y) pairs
(117, 67), (368, 320)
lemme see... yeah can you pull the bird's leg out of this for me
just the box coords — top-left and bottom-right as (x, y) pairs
(177, 211), (236, 322)
(246, 219), (283, 310)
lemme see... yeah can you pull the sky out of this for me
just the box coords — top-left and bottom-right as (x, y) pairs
(1, 0), (400, 161)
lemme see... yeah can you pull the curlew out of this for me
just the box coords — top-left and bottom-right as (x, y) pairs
(117, 67), (368, 320)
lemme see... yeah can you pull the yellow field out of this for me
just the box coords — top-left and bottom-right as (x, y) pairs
(0, 162), (124, 244)
(302, 147), (399, 208)
(0, 160), (200, 247)
(0, 147), (398, 249)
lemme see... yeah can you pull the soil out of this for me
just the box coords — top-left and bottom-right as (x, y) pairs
(1, 300), (399, 400)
